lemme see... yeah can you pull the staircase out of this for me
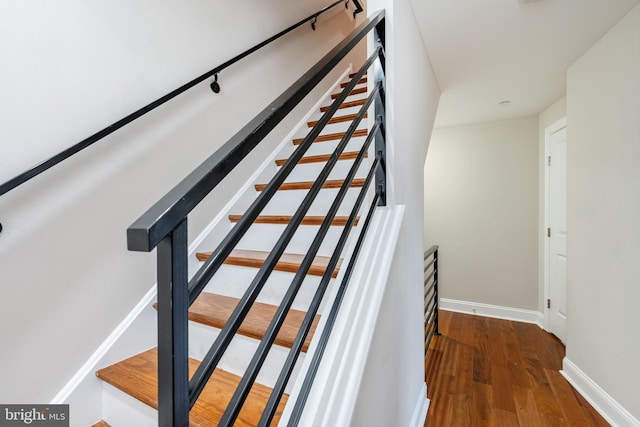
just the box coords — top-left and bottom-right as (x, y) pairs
(94, 72), (371, 426)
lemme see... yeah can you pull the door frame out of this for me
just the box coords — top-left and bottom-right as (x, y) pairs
(543, 117), (567, 332)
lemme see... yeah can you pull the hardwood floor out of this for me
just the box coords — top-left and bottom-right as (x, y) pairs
(424, 311), (609, 426)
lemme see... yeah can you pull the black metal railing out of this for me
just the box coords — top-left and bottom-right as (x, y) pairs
(423, 245), (440, 355)
(349, 0), (365, 18)
(0, 0), (364, 199)
(127, 10), (385, 426)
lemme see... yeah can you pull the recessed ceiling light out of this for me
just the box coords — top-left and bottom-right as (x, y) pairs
(499, 100), (511, 106)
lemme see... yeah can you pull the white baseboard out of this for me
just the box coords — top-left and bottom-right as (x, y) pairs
(439, 298), (544, 327)
(409, 383), (429, 427)
(51, 287), (157, 406)
(561, 358), (640, 427)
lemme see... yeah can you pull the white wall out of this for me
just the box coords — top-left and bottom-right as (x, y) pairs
(538, 97), (566, 312)
(565, 4), (640, 421)
(423, 117), (539, 311)
(0, 1), (363, 403)
(350, 0), (441, 425)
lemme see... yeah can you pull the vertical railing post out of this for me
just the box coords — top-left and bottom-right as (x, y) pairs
(373, 19), (387, 206)
(433, 248), (440, 336)
(156, 219), (190, 427)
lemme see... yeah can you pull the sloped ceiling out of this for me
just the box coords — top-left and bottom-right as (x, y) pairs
(408, 0), (640, 127)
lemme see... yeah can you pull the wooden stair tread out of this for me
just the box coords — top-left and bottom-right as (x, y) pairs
(330, 86), (367, 99)
(292, 129), (367, 145)
(341, 77), (367, 88)
(275, 151), (367, 166)
(307, 112), (367, 128)
(96, 348), (287, 427)
(189, 293), (319, 352)
(228, 214), (359, 226)
(196, 249), (342, 278)
(348, 72), (367, 78)
(254, 178), (365, 192)
(320, 98), (366, 112)
(90, 421), (111, 427)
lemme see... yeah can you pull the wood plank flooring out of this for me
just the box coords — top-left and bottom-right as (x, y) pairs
(425, 311), (610, 426)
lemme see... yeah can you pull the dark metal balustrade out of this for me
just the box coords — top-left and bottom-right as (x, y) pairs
(424, 245), (440, 355)
(125, 10), (386, 427)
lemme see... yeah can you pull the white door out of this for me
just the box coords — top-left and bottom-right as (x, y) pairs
(548, 125), (567, 342)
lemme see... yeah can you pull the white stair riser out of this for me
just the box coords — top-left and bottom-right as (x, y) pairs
(191, 213), (352, 260)
(193, 189), (369, 268)
(260, 187), (368, 217)
(337, 82), (368, 92)
(202, 264), (333, 313)
(321, 85), (367, 104)
(302, 118), (368, 135)
(304, 101), (367, 130)
(189, 322), (304, 392)
(280, 159), (370, 184)
(190, 188), (366, 262)
(103, 383), (157, 427)
(270, 140), (371, 171)
(297, 136), (371, 158)
(236, 223), (348, 256)
(333, 105), (371, 117)
(254, 156), (369, 186)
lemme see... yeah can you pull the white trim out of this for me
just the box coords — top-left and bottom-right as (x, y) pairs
(50, 285), (157, 404)
(440, 298), (544, 327)
(409, 383), (429, 427)
(543, 117), (567, 332)
(561, 357), (640, 427)
(326, 207), (404, 426)
(289, 206), (405, 427)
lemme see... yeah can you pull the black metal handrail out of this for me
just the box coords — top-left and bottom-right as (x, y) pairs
(424, 245), (440, 355)
(0, 0), (363, 198)
(350, 0), (365, 17)
(128, 10), (386, 426)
